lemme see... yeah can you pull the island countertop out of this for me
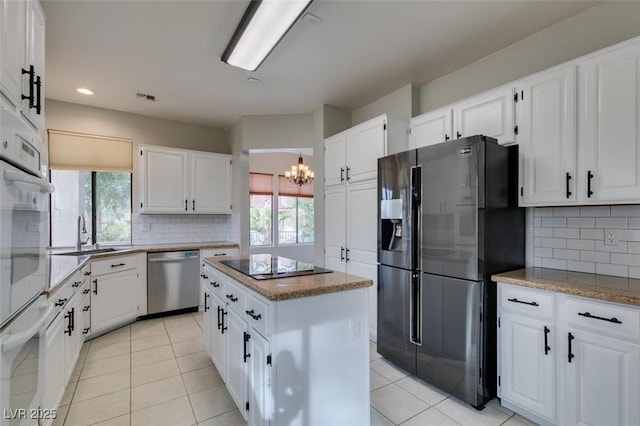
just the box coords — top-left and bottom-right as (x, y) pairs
(204, 256), (373, 301)
(492, 267), (640, 307)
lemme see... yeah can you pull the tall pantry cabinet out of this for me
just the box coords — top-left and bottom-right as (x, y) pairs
(324, 114), (408, 340)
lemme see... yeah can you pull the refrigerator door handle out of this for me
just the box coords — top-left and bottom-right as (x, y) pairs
(409, 272), (422, 346)
(410, 165), (422, 271)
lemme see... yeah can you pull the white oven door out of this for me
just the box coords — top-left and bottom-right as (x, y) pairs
(0, 160), (53, 328)
(0, 296), (52, 426)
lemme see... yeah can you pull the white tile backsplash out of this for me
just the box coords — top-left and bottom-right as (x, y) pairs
(533, 206), (640, 278)
(131, 213), (239, 245)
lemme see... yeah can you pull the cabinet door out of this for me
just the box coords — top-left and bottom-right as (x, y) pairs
(21, 0), (44, 131)
(225, 308), (248, 420)
(345, 116), (386, 183)
(43, 313), (66, 411)
(454, 86), (515, 145)
(518, 66), (577, 206)
(564, 330), (640, 426)
(211, 296), (227, 382)
(581, 40), (640, 203)
(202, 282), (213, 357)
(192, 152), (232, 214)
(499, 313), (555, 422)
(324, 185), (346, 273)
(324, 133), (346, 187)
(63, 295), (82, 382)
(409, 107), (453, 149)
(0, 0), (24, 107)
(140, 146), (189, 213)
(346, 180), (378, 266)
(91, 269), (138, 334)
(248, 330), (271, 426)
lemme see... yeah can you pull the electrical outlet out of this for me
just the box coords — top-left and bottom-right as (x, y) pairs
(349, 319), (360, 341)
(605, 229), (619, 246)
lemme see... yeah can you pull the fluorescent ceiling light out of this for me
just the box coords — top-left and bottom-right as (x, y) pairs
(76, 87), (94, 95)
(222, 0), (313, 72)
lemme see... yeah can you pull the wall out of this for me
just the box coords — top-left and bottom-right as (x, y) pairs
(533, 206), (640, 278)
(419, 1), (640, 113)
(248, 152), (315, 262)
(45, 100), (238, 245)
(351, 84), (419, 126)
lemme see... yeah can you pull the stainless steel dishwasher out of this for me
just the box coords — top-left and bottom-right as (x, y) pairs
(147, 250), (200, 315)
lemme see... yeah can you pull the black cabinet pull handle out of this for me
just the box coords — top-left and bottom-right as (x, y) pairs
(345, 248), (350, 262)
(83, 289), (90, 294)
(84, 271), (91, 276)
(21, 65), (35, 107)
(72, 281), (81, 288)
(245, 309), (262, 321)
(213, 253), (227, 257)
(93, 278), (98, 295)
(204, 293), (210, 312)
(211, 281), (220, 288)
(340, 167), (344, 182)
(221, 310), (227, 333)
(201, 274), (209, 280)
(71, 307), (75, 331)
(226, 294), (238, 302)
(565, 172), (572, 198)
(587, 170), (594, 197)
(445, 134), (450, 141)
(192, 200), (195, 211)
(111, 263), (125, 268)
(83, 328), (90, 335)
(55, 298), (68, 307)
(544, 326), (550, 355)
(456, 131), (462, 139)
(217, 306), (222, 330)
(568, 332), (575, 363)
(35, 75), (42, 114)
(346, 166), (351, 181)
(185, 199), (188, 211)
(83, 306), (90, 312)
(507, 297), (538, 307)
(243, 332), (251, 362)
(340, 247), (345, 261)
(578, 311), (622, 324)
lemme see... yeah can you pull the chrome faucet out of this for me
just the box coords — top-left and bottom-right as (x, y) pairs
(76, 215), (88, 251)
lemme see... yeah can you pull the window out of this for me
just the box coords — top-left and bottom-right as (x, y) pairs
(278, 175), (314, 245)
(50, 171), (131, 246)
(48, 130), (133, 247)
(249, 173), (273, 246)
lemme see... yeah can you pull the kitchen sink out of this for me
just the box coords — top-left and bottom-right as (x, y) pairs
(57, 247), (128, 256)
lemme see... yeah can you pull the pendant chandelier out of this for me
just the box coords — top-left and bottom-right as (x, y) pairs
(285, 154), (314, 186)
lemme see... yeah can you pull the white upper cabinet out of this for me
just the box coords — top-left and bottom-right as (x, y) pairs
(21, 0), (44, 131)
(518, 65), (577, 206)
(580, 39), (640, 204)
(409, 106), (453, 149)
(454, 85), (516, 145)
(0, 0), (25, 107)
(140, 145), (232, 214)
(324, 133), (347, 187)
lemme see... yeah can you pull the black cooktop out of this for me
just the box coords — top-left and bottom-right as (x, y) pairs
(220, 254), (332, 280)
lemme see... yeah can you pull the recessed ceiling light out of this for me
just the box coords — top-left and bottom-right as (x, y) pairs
(76, 88), (94, 95)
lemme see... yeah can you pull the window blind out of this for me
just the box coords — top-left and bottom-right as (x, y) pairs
(278, 175), (313, 198)
(48, 130), (133, 172)
(249, 173), (273, 195)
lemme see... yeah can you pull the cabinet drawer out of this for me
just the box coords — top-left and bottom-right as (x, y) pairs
(564, 296), (640, 342)
(499, 283), (554, 319)
(224, 280), (246, 314)
(92, 255), (137, 276)
(80, 263), (91, 283)
(208, 268), (227, 300)
(201, 247), (240, 259)
(245, 294), (270, 337)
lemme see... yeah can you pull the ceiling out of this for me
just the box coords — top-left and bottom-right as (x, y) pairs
(42, 0), (598, 129)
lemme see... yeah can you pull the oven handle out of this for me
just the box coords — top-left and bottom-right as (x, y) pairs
(4, 170), (54, 193)
(2, 301), (53, 352)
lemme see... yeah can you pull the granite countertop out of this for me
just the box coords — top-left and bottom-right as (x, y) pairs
(205, 257), (373, 301)
(45, 241), (239, 295)
(493, 268), (640, 307)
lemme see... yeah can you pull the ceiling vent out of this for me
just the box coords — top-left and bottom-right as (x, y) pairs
(136, 92), (156, 102)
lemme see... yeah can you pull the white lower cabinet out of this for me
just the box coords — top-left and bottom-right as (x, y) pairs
(498, 282), (640, 426)
(205, 262), (370, 426)
(43, 310), (66, 417)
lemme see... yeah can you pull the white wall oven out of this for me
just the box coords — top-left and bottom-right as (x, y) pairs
(0, 103), (52, 328)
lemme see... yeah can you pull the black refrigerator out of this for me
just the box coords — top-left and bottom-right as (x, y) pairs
(377, 135), (524, 409)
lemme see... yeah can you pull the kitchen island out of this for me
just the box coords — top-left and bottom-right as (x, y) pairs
(202, 256), (373, 426)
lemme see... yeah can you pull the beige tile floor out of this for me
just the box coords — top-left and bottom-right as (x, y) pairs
(54, 312), (537, 426)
